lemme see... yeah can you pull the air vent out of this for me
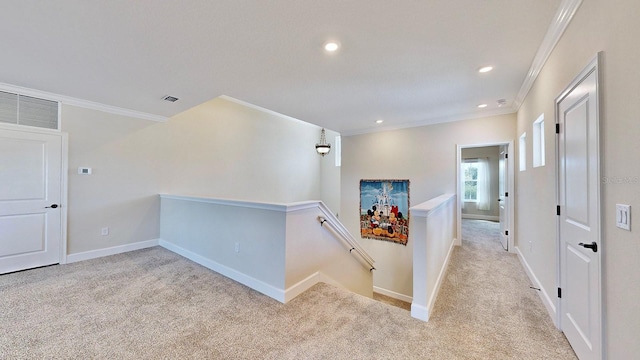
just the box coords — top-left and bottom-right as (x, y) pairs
(496, 99), (507, 107)
(162, 95), (179, 102)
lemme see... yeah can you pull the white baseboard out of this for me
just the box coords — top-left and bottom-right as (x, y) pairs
(426, 238), (456, 315)
(462, 214), (499, 221)
(285, 272), (323, 302)
(373, 286), (413, 303)
(159, 239), (286, 303)
(411, 303), (429, 321)
(515, 246), (558, 328)
(66, 239), (159, 263)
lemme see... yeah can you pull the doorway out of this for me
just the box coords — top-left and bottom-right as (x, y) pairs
(555, 56), (602, 360)
(456, 141), (514, 252)
(0, 125), (68, 273)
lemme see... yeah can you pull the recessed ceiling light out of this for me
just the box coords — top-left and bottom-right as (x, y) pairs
(324, 41), (340, 52)
(376, 119), (384, 124)
(496, 99), (507, 107)
(478, 66), (494, 73)
(477, 104), (488, 108)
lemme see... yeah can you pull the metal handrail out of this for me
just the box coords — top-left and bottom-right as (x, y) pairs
(317, 215), (375, 272)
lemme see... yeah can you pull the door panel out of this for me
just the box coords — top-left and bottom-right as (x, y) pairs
(0, 138), (46, 200)
(564, 98), (590, 226)
(558, 62), (601, 360)
(0, 128), (62, 274)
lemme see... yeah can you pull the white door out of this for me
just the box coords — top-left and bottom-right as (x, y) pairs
(557, 59), (602, 360)
(0, 128), (63, 274)
(498, 145), (508, 251)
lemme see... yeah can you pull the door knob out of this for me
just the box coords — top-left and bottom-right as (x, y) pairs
(578, 242), (598, 253)
(45, 204), (59, 209)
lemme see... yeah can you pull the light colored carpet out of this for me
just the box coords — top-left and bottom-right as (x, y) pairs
(1, 224), (576, 359)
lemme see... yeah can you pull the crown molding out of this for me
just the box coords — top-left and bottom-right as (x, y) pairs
(219, 95), (322, 129)
(0, 82), (168, 122)
(512, 0), (583, 110)
(341, 107), (516, 137)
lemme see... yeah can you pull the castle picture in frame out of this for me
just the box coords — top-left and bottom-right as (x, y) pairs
(359, 179), (410, 245)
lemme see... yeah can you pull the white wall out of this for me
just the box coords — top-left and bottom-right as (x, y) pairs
(160, 196), (287, 289)
(411, 194), (456, 321)
(516, 0), (640, 357)
(60, 97), (339, 256)
(341, 113), (517, 297)
(285, 206), (373, 298)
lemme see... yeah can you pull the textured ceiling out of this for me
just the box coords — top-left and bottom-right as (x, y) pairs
(0, 1), (561, 134)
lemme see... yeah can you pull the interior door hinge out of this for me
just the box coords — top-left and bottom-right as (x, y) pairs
(505, 153), (508, 159)
(505, 192), (509, 197)
(556, 123), (560, 134)
(557, 205), (561, 216)
(505, 230), (509, 236)
(558, 287), (562, 298)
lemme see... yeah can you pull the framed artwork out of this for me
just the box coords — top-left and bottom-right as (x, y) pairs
(359, 179), (410, 245)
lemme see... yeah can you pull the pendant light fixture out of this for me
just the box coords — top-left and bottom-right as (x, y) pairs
(315, 128), (331, 156)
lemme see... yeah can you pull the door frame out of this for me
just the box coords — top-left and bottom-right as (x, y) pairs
(456, 141), (515, 252)
(0, 122), (69, 265)
(555, 54), (603, 357)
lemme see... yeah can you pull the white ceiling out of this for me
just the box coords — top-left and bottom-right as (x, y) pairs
(0, 1), (563, 135)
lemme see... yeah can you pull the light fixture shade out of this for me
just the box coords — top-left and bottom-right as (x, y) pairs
(316, 128), (331, 156)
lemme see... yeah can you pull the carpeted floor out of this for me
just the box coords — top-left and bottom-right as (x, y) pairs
(0, 223), (576, 359)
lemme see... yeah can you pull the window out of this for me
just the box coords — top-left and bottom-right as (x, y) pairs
(462, 161), (479, 201)
(533, 114), (545, 167)
(519, 132), (527, 171)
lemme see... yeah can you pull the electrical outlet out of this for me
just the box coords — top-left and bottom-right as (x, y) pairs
(101, 227), (109, 236)
(234, 242), (240, 253)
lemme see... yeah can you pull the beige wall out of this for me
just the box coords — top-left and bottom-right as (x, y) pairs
(62, 105), (167, 254)
(62, 97), (337, 255)
(341, 113), (516, 297)
(516, 0), (640, 357)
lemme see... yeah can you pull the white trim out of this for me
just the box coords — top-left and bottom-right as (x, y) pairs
(59, 132), (69, 265)
(461, 214), (499, 221)
(410, 193), (456, 218)
(219, 95), (326, 130)
(516, 247), (558, 327)
(456, 141), (515, 253)
(512, 0), (584, 109)
(411, 303), (429, 322)
(342, 108), (515, 137)
(426, 237), (455, 319)
(374, 286), (413, 303)
(66, 239), (159, 264)
(159, 194), (321, 213)
(285, 272), (323, 302)
(0, 82), (167, 123)
(159, 239), (286, 303)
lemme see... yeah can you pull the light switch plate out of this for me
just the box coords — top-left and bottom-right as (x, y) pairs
(616, 204), (631, 231)
(78, 167), (92, 175)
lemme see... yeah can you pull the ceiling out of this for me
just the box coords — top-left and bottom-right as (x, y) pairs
(0, 1), (563, 135)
